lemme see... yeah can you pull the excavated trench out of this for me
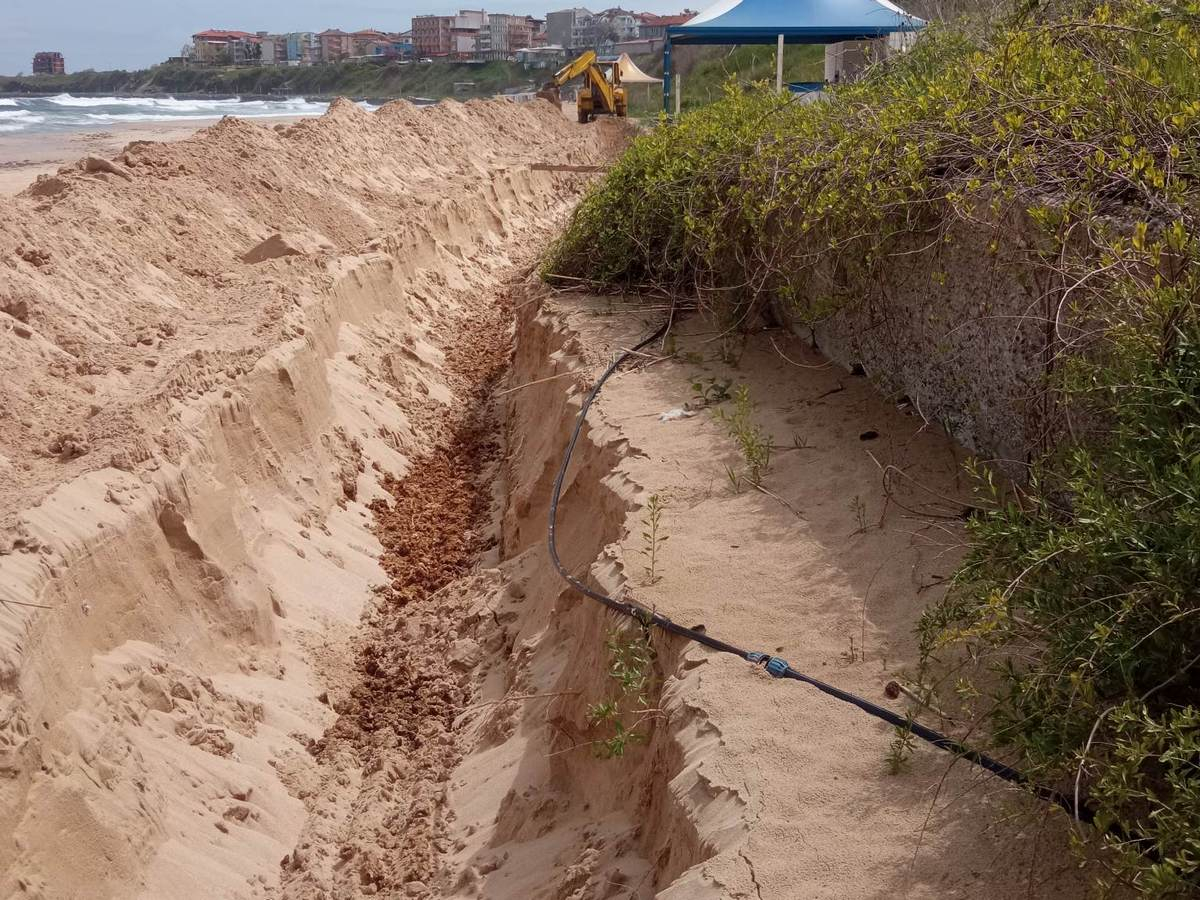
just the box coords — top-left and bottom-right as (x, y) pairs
(431, 302), (731, 899)
(277, 283), (733, 899)
(0, 175), (728, 900)
(0, 97), (722, 900)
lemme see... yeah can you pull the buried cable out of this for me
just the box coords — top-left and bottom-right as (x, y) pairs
(544, 317), (1100, 828)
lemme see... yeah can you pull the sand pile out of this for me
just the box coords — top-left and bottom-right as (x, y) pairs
(0, 98), (617, 898)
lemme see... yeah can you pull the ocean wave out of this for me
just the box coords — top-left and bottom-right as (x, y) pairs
(0, 96), (386, 134)
(45, 94), (329, 113)
(0, 110), (44, 122)
(0, 124), (27, 133)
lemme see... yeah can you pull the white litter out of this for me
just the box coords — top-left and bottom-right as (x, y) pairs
(658, 408), (696, 422)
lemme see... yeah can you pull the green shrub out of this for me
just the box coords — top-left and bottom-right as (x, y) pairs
(922, 253), (1200, 894)
(544, 0), (1200, 323)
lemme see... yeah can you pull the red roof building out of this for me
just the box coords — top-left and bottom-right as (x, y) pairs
(637, 11), (696, 39)
(318, 29), (355, 62)
(190, 30), (262, 66)
(192, 29), (260, 42)
(32, 51), (65, 75)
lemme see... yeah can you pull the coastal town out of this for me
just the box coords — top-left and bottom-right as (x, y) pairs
(31, 8), (695, 75)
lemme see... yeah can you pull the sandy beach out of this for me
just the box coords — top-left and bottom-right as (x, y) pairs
(0, 118), (299, 195)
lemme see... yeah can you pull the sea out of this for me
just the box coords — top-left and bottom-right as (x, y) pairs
(0, 94), (375, 134)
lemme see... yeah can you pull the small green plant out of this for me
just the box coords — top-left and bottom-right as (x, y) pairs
(791, 432), (811, 450)
(587, 624), (659, 758)
(640, 493), (668, 585)
(724, 463), (742, 494)
(690, 376), (733, 407)
(849, 495), (868, 533)
(840, 635), (862, 665)
(885, 721), (916, 775)
(716, 385), (772, 486)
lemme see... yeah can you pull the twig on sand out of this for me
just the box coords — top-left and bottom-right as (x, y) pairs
(805, 383), (845, 403)
(0, 597), (53, 611)
(769, 335), (832, 370)
(493, 371), (579, 397)
(454, 691), (581, 725)
(752, 482), (803, 519)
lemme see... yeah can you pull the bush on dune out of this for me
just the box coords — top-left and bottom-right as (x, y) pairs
(546, 1), (1200, 893)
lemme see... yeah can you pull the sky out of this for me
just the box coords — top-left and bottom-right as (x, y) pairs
(2, 0), (693, 76)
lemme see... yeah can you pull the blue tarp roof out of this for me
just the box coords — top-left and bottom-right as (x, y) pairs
(668, 0), (924, 43)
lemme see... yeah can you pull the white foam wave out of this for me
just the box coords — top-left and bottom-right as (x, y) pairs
(0, 99), (17, 107)
(46, 94), (329, 114)
(0, 95), (386, 134)
(0, 110), (44, 122)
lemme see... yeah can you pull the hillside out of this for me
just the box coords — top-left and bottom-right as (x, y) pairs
(625, 44), (824, 116)
(0, 60), (535, 101)
(2, 47), (824, 108)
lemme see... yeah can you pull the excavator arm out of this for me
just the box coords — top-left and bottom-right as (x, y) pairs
(550, 50), (599, 86)
(536, 50), (626, 123)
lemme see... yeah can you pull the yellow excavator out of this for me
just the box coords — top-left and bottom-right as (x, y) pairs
(536, 50), (627, 124)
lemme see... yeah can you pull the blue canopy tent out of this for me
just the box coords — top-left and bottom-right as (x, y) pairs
(664, 0), (924, 111)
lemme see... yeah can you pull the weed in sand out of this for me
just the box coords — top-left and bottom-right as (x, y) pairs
(849, 495), (869, 533)
(716, 385), (772, 487)
(719, 335), (741, 367)
(641, 493), (668, 585)
(690, 375), (733, 407)
(885, 721), (916, 775)
(724, 463), (743, 494)
(840, 635), (863, 665)
(587, 624), (659, 759)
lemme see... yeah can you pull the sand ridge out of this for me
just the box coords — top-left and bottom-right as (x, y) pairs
(0, 98), (616, 898)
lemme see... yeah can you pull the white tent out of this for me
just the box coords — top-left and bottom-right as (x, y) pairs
(617, 52), (662, 84)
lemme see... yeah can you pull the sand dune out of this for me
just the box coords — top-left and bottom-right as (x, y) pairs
(0, 97), (616, 898)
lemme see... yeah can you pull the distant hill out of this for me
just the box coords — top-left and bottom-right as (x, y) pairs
(0, 46), (826, 111)
(0, 60), (536, 101)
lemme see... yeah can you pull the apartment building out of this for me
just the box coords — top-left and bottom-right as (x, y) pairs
(412, 15), (454, 56)
(412, 10), (491, 59)
(485, 14), (536, 56)
(32, 51), (65, 75)
(636, 11), (695, 40)
(257, 34), (288, 65)
(545, 8), (593, 49)
(318, 29), (354, 62)
(351, 30), (392, 56)
(596, 7), (639, 40)
(285, 32), (320, 64)
(191, 30), (262, 66)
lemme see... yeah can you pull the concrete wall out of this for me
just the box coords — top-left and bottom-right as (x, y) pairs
(773, 208), (1060, 470)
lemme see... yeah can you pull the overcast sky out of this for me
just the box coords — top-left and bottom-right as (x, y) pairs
(2, 0), (691, 76)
